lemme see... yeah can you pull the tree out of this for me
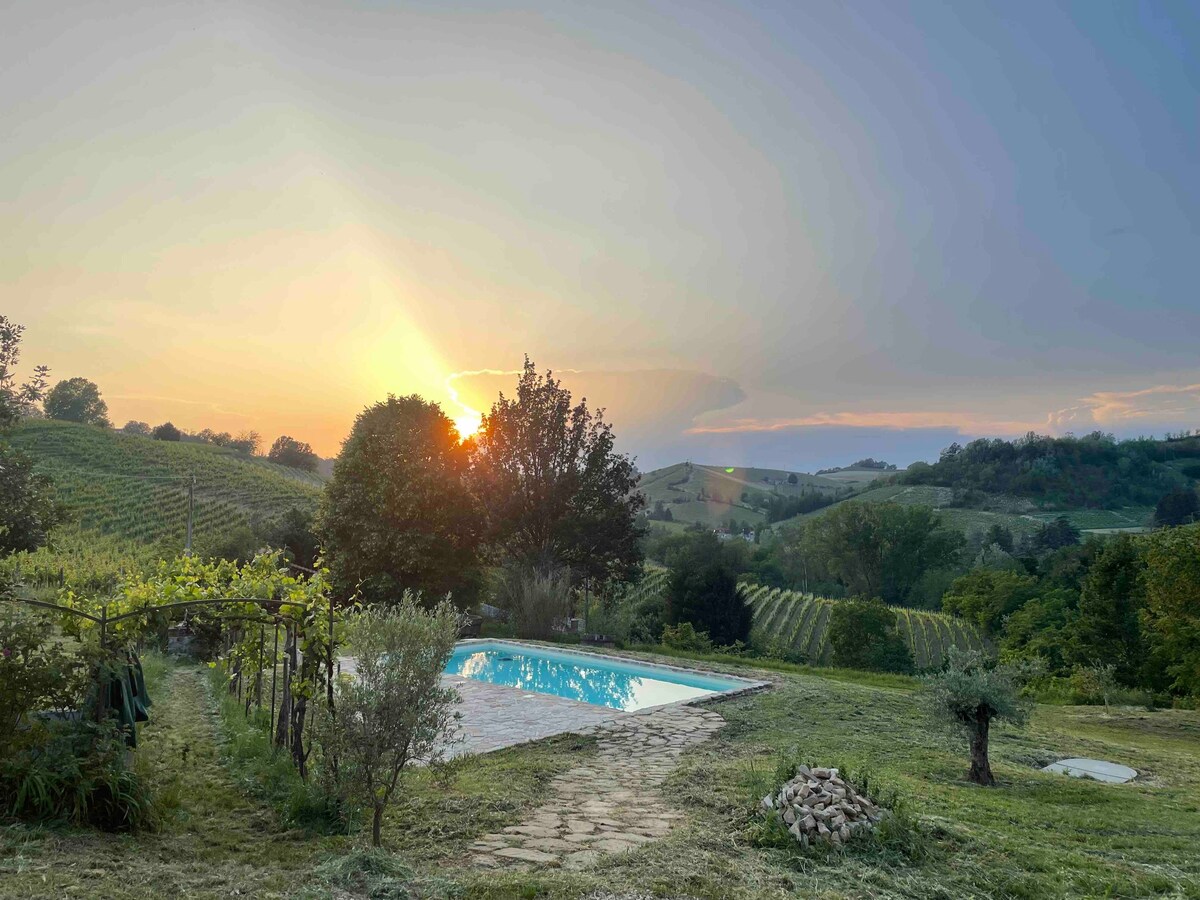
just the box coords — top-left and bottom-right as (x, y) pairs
(268, 435), (319, 472)
(228, 430), (261, 455)
(0, 315), (50, 427)
(1065, 536), (1145, 684)
(801, 502), (962, 604)
(317, 395), (484, 606)
(43, 377), (109, 426)
(121, 421), (151, 436)
(261, 506), (321, 570)
(152, 422), (182, 441)
(1139, 523), (1200, 697)
(829, 598), (914, 673)
(1032, 516), (1081, 553)
(942, 568), (1039, 634)
(470, 358), (644, 587)
(319, 597), (461, 847)
(0, 445), (65, 555)
(787, 473), (798, 485)
(923, 648), (1031, 786)
(1155, 487), (1199, 527)
(664, 532), (752, 646)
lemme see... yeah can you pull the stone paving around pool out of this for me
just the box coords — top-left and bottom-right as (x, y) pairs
(446, 675), (620, 757)
(469, 703), (726, 870)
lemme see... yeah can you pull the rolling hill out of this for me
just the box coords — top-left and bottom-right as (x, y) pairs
(637, 461), (847, 528)
(769, 479), (1159, 538)
(4, 419), (324, 587)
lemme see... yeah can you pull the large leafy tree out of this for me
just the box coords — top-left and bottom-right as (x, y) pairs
(267, 435), (319, 472)
(1155, 486), (1199, 527)
(0, 317), (61, 555)
(470, 358), (644, 586)
(800, 502), (961, 604)
(1065, 536), (1145, 684)
(942, 568), (1039, 634)
(664, 531), (752, 646)
(1140, 523), (1200, 697)
(317, 395), (484, 606)
(0, 448), (65, 555)
(44, 377), (110, 426)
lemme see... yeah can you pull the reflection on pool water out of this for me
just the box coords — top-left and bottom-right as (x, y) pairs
(443, 642), (749, 711)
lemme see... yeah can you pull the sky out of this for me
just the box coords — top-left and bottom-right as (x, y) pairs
(3, 0), (1198, 472)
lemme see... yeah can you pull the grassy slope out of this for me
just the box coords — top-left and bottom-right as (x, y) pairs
(638, 462), (843, 528)
(5, 420), (323, 578)
(4, 655), (1197, 899)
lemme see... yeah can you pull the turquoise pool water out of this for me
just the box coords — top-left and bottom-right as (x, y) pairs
(444, 642), (749, 711)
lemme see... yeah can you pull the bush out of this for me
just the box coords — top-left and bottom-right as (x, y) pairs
(0, 718), (157, 831)
(625, 594), (667, 645)
(494, 564), (570, 640)
(316, 597), (462, 847)
(661, 622), (712, 652)
(828, 598), (914, 674)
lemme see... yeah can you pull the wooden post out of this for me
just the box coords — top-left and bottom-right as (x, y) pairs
(269, 622), (279, 735)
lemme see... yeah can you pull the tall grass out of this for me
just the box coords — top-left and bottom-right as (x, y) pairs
(207, 667), (346, 832)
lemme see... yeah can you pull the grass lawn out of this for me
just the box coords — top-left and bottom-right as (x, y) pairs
(3, 655), (1198, 899)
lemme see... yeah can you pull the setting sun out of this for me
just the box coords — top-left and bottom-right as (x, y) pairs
(454, 414), (482, 439)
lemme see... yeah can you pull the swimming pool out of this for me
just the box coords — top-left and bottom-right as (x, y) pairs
(443, 641), (760, 712)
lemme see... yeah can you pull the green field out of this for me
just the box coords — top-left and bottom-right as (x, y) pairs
(638, 461), (844, 528)
(4, 420), (324, 583)
(744, 584), (986, 667)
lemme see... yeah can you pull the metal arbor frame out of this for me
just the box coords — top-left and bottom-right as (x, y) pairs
(2, 594), (338, 729)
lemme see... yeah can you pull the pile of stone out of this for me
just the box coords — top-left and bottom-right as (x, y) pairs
(761, 765), (887, 847)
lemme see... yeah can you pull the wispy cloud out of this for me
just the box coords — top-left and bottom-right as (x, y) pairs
(1051, 382), (1200, 430)
(685, 410), (1040, 436)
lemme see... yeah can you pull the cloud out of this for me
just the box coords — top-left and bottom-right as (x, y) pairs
(686, 409), (1041, 436)
(1050, 382), (1200, 431)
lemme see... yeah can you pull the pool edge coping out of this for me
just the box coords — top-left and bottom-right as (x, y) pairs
(451, 638), (772, 714)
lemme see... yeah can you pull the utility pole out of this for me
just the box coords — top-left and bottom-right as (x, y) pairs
(185, 474), (195, 555)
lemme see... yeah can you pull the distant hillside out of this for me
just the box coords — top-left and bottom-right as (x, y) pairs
(6, 420), (324, 582)
(637, 462), (846, 529)
(903, 432), (1200, 508)
(765, 432), (1200, 537)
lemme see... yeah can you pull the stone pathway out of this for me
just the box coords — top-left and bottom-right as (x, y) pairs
(470, 703), (726, 870)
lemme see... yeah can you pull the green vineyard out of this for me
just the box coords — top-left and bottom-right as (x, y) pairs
(622, 569), (986, 668)
(6, 420), (324, 585)
(744, 584), (987, 667)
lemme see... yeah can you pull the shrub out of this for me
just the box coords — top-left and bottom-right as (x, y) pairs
(661, 622), (712, 652)
(0, 718), (156, 831)
(316, 596), (462, 847)
(494, 564), (570, 640)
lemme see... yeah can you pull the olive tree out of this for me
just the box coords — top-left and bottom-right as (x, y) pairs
(922, 648), (1031, 786)
(323, 595), (462, 846)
